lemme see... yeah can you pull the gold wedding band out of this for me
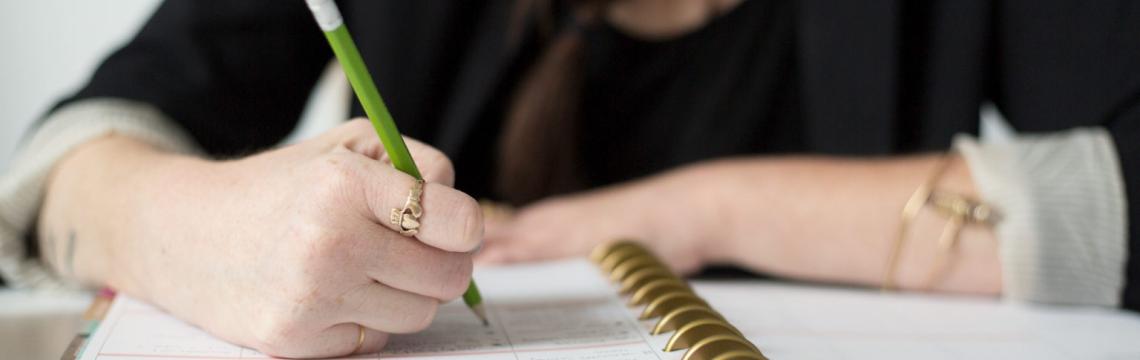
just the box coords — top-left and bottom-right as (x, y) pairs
(352, 324), (366, 354)
(390, 179), (425, 236)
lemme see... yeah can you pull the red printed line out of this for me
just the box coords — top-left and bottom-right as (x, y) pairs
(95, 353), (265, 360)
(378, 340), (647, 358)
(97, 340), (648, 360)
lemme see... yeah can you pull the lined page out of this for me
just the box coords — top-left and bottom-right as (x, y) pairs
(77, 259), (1140, 360)
(379, 259), (669, 360)
(79, 259), (674, 360)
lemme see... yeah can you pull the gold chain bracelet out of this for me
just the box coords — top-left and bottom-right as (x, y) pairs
(881, 153), (1000, 292)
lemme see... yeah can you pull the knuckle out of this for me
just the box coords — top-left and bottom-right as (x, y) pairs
(291, 225), (353, 283)
(320, 156), (359, 187)
(307, 231), (351, 266)
(422, 151), (455, 185)
(306, 157), (358, 203)
(345, 118), (372, 132)
(324, 118), (370, 140)
(307, 156), (364, 217)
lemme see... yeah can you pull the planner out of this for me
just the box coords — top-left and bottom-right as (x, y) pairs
(70, 241), (1140, 359)
(75, 242), (763, 360)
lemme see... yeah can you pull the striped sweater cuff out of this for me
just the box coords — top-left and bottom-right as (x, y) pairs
(0, 98), (199, 289)
(955, 128), (1127, 307)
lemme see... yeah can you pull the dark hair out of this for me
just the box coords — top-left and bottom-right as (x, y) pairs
(496, 0), (610, 205)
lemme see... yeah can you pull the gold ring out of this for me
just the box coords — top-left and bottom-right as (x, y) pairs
(352, 324), (366, 354)
(390, 179), (425, 236)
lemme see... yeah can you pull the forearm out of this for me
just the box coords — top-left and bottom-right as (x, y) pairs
(698, 155), (1001, 294)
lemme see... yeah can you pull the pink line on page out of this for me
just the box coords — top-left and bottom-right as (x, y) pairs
(377, 340), (647, 358)
(96, 340), (648, 360)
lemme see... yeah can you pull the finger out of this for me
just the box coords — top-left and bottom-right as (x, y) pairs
(334, 118), (455, 186)
(253, 323), (387, 358)
(354, 326), (390, 354)
(474, 246), (510, 265)
(476, 240), (538, 265)
(476, 216), (577, 265)
(350, 225), (474, 300)
(475, 227), (535, 265)
(482, 209), (513, 241)
(324, 323), (389, 356)
(336, 281), (441, 334)
(474, 222), (517, 265)
(316, 323), (390, 357)
(357, 158), (483, 253)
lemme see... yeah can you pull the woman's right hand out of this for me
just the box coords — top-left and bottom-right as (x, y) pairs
(38, 119), (483, 358)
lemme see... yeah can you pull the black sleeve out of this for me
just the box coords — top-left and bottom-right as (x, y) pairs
(1115, 96), (1140, 312)
(992, 0), (1140, 310)
(58, 0), (331, 156)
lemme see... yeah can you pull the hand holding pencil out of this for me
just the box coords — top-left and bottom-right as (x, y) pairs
(303, 0), (488, 347)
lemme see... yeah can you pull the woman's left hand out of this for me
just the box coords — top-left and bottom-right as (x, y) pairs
(476, 166), (727, 274)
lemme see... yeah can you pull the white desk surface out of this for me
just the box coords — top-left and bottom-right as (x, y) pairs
(0, 289), (92, 360)
(6, 280), (1140, 360)
(694, 281), (1140, 359)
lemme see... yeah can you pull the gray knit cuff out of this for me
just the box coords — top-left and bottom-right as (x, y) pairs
(0, 99), (200, 289)
(955, 128), (1127, 307)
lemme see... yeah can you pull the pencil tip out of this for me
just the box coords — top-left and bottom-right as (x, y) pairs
(471, 304), (489, 327)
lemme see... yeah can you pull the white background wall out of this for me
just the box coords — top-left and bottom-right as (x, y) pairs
(0, 0), (164, 171)
(0, 0), (346, 171)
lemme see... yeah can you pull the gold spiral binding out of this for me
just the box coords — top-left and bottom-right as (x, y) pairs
(629, 278), (691, 306)
(619, 267), (676, 294)
(589, 240), (642, 263)
(610, 255), (663, 282)
(652, 305), (724, 335)
(599, 246), (650, 272)
(710, 349), (768, 360)
(592, 241), (766, 360)
(664, 318), (742, 351)
(682, 334), (766, 360)
(640, 292), (708, 319)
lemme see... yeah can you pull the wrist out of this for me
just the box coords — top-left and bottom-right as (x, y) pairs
(691, 159), (746, 265)
(40, 134), (206, 292)
(648, 159), (751, 266)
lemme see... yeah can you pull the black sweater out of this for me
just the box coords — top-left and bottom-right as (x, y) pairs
(47, 0), (1140, 310)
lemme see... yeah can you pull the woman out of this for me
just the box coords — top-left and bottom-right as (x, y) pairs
(1, 0), (1136, 358)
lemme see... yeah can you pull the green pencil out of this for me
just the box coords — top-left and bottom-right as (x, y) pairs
(304, 0), (488, 326)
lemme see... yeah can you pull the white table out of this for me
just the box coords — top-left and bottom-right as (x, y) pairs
(0, 290), (92, 360)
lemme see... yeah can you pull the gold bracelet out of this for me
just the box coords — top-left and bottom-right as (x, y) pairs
(882, 153), (1000, 292)
(881, 155), (951, 291)
(921, 190), (999, 289)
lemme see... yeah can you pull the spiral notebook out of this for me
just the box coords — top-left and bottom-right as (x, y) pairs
(75, 242), (764, 360)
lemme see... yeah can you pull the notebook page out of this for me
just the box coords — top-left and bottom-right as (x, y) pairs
(79, 259), (678, 360)
(380, 259), (676, 360)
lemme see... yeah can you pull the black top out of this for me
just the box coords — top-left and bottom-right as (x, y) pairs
(451, 0), (798, 196)
(579, 0), (798, 188)
(36, 0), (1140, 310)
